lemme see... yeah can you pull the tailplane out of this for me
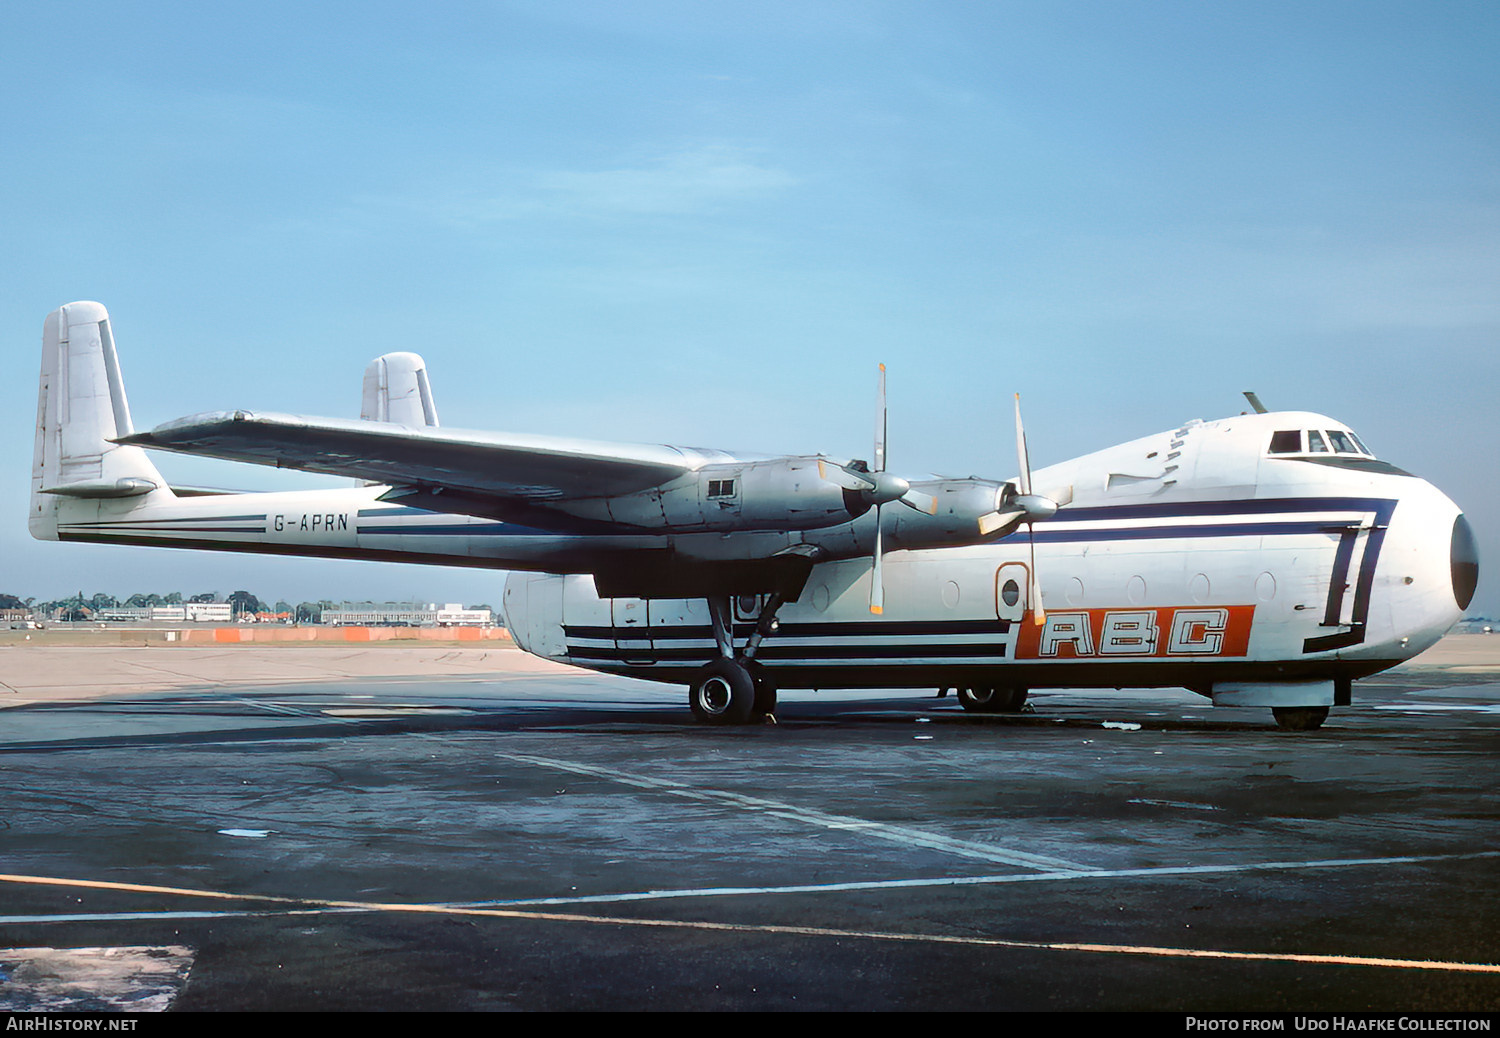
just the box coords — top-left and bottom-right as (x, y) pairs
(31, 302), (170, 540)
(361, 352), (440, 427)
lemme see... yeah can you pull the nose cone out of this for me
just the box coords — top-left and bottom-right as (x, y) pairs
(1451, 513), (1479, 610)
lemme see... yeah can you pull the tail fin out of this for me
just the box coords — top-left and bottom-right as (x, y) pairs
(361, 352), (440, 427)
(31, 302), (168, 540)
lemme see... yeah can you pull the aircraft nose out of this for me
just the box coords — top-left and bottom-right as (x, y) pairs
(1451, 513), (1479, 610)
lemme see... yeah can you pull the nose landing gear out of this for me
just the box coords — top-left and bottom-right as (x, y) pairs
(1272, 706), (1329, 731)
(956, 686), (1030, 714)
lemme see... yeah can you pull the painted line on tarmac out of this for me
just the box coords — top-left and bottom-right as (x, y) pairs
(0, 870), (1496, 975)
(203, 700), (1082, 870)
(4, 850), (1493, 924)
(232, 697), (322, 718)
(493, 750), (1085, 871)
(456, 849), (1500, 907)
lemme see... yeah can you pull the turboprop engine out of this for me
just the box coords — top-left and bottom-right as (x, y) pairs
(559, 456), (929, 534)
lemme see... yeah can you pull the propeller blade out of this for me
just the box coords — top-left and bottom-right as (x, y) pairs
(874, 364), (887, 473)
(1028, 523), (1045, 626)
(899, 488), (938, 515)
(978, 508), (1025, 537)
(870, 505), (885, 615)
(1014, 393), (1046, 624)
(1014, 393), (1033, 497)
(818, 458), (876, 492)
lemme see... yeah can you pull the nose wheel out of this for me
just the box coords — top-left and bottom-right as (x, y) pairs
(1272, 706), (1329, 731)
(957, 686), (1029, 714)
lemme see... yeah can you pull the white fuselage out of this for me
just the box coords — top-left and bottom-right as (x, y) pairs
(39, 409), (1469, 704)
(503, 412), (1469, 697)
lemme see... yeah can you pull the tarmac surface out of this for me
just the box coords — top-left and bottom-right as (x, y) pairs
(0, 634), (1497, 1012)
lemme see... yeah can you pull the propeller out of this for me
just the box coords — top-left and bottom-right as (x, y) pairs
(813, 365), (939, 614)
(871, 364), (890, 615)
(817, 366), (938, 518)
(1011, 393), (1049, 626)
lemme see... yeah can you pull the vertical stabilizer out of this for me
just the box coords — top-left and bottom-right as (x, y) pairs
(31, 302), (169, 540)
(361, 352), (440, 427)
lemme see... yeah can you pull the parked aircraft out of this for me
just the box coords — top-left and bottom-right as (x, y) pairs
(31, 302), (1477, 729)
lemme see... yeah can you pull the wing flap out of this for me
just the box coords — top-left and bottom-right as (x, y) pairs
(118, 411), (695, 500)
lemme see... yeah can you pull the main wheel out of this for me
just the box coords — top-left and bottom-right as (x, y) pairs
(995, 687), (1029, 713)
(742, 659), (778, 715)
(957, 686), (1028, 714)
(689, 659), (756, 725)
(958, 686), (1000, 713)
(1272, 706), (1329, 731)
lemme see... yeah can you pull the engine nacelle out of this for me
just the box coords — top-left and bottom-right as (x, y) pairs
(559, 456), (866, 533)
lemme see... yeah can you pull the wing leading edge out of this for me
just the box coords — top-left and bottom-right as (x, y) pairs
(118, 411), (704, 504)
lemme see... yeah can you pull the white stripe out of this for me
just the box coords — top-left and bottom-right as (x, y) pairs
(452, 850), (1500, 908)
(5, 852), (1494, 925)
(494, 750), (1084, 871)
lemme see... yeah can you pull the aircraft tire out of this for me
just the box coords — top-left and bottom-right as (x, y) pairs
(1272, 706), (1329, 731)
(690, 659), (756, 725)
(743, 659), (778, 715)
(957, 687), (1028, 714)
(996, 687), (1029, 713)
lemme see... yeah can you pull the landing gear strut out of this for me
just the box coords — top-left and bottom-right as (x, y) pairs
(689, 594), (784, 725)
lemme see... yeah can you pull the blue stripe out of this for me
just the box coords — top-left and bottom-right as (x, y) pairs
(1054, 497), (1392, 522)
(357, 523), (558, 537)
(1023, 520), (1341, 544)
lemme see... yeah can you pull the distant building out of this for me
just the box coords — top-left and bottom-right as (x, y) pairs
(323, 602), (493, 627)
(95, 603), (233, 623)
(2, 608), (37, 627)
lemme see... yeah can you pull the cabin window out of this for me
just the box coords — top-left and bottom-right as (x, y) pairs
(1307, 430), (1329, 453)
(1348, 432), (1372, 456)
(1268, 430), (1302, 454)
(707, 479), (737, 498)
(1000, 579), (1021, 608)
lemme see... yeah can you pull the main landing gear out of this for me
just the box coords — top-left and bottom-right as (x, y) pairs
(689, 595), (783, 725)
(955, 686), (1030, 714)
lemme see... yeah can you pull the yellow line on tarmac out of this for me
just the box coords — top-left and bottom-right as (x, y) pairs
(2, 872), (1496, 975)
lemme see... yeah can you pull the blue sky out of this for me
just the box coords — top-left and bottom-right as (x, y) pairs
(3, 1), (1497, 612)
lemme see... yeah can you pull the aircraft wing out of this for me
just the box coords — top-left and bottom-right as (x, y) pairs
(118, 411), (699, 502)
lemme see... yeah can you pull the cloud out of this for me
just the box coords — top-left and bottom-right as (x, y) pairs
(365, 144), (798, 228)
(535, 145), (797, 216)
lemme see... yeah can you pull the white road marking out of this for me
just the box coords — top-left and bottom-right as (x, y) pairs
(1128, 798), (1223, 811)
(8, 850), (1494, 917)
(453, 849), (1500, 907)
(1, 869), (1496, 975)
(232, 697), (321, 718)
(493, 750), (1086, 871)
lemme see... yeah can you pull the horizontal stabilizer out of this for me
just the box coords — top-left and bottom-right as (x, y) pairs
(32, 301), (169, 539)
(40, 477), (159, 498)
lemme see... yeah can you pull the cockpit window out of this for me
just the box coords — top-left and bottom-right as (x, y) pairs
(1269, 430), (1301, 454)
(1327, 430), (1359, 454)
(1268, 427), (1379, 460)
